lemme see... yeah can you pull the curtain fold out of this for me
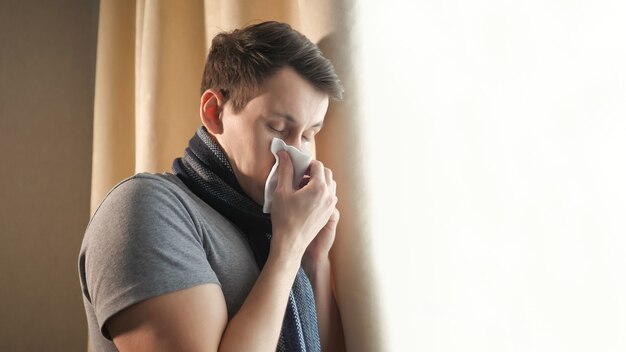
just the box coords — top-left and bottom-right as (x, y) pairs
(90, 1), (383, 351)
(134, 0), (207, 172)
(91, 0), (136, 212)
(315, 1), (386, 350)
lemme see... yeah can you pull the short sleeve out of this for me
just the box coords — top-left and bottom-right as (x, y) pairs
(81, 175), (219, 339)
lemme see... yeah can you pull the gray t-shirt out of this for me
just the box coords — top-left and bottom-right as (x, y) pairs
(78, 173), (260, 351)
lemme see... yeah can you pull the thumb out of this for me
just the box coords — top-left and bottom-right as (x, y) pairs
(276, 150), (294, 191)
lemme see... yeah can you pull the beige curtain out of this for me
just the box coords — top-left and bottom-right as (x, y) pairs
(91, 0), (383, 351)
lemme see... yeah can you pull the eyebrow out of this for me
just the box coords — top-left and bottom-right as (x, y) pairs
(271, 113), (324, 129)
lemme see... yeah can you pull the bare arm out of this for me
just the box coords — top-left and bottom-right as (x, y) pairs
(108, 254), (303, 352)
(303, 255), (346, 352)
(106, 151), (337, 352)
(218, 250), (302, 351)
(107, 284), (227, 352)
(302, 204), (346, 352)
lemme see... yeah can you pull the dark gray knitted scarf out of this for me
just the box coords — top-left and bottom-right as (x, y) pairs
(172, 127), (320, 352)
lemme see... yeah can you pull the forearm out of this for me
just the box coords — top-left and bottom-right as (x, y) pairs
(220, 150), (339, 351)
(218, 250), (301, 352)
(302, 256), (346, 352)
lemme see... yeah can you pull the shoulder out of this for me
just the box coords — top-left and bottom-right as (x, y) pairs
(79, 173), (223, 338)
(88, 173), (203, 228)
(95, 172), (191, 210)
(82, 172), (209, 258)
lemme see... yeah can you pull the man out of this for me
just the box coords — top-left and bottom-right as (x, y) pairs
(79, 21), (345, 351)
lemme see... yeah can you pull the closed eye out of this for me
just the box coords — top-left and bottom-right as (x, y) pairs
(302, 129), (319, 142)
(268, 125), (286, 134)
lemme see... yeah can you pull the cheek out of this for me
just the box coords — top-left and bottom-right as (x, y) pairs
(257, 146), (276, 177)
(247, 137), (275, 181)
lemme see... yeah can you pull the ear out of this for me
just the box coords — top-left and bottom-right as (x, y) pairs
(200, 89), (225, 134)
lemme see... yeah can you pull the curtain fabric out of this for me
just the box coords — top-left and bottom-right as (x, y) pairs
(90, 0), (383, 351)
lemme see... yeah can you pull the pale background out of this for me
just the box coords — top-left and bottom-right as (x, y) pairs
(356, 1), (626, 351)
(2, 0), (626, 351)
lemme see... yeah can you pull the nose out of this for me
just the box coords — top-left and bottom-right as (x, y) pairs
(284, 135), (302, 151)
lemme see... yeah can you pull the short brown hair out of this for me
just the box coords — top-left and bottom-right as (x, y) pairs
(200, 21), (343, 112)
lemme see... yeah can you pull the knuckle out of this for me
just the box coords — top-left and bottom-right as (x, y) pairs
(325, 194), (335, 207)
(275, 185), (290, 197)
(311, 185), (324, 198)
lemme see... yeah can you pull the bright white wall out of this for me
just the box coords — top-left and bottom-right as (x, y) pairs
(354, 1), (626, 351)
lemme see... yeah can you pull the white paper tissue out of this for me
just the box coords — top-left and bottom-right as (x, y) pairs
(262, 138), (312, 213)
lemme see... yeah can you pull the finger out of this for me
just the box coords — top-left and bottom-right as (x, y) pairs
(324, 167), (333, 188)
(327, 197), (339, 220)
(308, 160), (324, 184)
(276, 150), (294, 191)
(298, 175), (311, 189)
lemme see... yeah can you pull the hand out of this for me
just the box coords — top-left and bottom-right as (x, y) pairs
(297, 168), (340, 262)
(304, 207), (339, 263)
(270, 151), (337, 259)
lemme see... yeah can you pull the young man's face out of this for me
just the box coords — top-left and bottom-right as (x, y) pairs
(207, 67), (329, 205)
